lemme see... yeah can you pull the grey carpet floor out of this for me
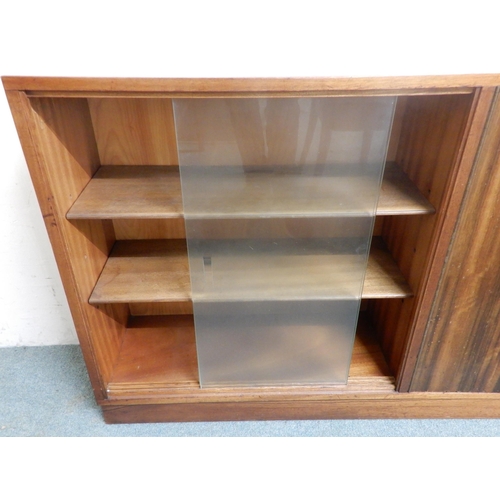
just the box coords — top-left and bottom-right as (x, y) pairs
(1, 345), (500, 437)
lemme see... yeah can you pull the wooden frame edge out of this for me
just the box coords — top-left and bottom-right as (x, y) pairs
(101, 392), (500, 423)
(3, 74), (500, 94)
(3, 90), (109, 401)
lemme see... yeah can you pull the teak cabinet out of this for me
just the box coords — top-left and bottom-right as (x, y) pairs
(4, 75), (500, 423)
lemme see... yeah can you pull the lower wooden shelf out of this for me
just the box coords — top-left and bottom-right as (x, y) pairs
(103, 314), (500, 422)
(106, 312), (395, 401)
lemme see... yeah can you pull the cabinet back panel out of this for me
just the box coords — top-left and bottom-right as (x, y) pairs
(87, 98), (178, 166)
(113, 219), (186, 239)
(369, 93), (475, 377)
(113, 217), (383, 242)
(129, 302), (194, 316)
(386, 97), (407, 162)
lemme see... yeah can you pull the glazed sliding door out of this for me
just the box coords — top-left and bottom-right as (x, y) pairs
(174, 97), (395, 387)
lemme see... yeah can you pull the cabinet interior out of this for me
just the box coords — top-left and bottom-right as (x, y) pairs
(27, 91), (475, 397)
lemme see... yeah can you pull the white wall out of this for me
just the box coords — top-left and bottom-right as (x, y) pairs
(1, 0), (499, 346)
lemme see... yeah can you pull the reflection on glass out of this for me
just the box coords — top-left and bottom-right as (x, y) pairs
(174, 97), (396, 387)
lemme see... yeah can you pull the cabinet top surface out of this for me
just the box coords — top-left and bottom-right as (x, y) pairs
(3, 75), (500, 95)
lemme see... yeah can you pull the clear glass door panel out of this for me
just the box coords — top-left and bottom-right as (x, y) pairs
(173, 97), (396, 387)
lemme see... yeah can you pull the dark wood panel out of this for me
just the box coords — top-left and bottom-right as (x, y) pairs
(411, 89), (500, 392)
(369, 92), (479, 384)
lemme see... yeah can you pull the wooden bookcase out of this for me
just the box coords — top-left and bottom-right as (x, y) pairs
(4, 75), (500, 423)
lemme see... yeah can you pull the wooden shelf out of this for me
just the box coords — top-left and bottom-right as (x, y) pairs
(67, 162), (434, 220)
(106, 312), (395, 399)
(91, 239), (191, 304)
(379, 162), (436, 215)
(109, 315), (199, 389)
(67, 165), (183, 219)
(89, 237), (412, 305)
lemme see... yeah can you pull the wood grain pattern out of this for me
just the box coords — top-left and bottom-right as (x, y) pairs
(397, 88), (498, 390)
(368, 238), (414, 298)
(67, 165), (182, 219)
(102, 394), (500, 423)
(386, 97), (407, 162)
(163, 217), (382, 241)
(369, 93), (476, 382)
(107, 312), (393, 398)
(5, 93), (128, 399)
(89, 240), (190, 304)
(27, 98), (110, 295)
(6, 76), (500, 423)
(88, 98), (178, 165)
(411, 89), (500, 392)
(28, 98), (129, 392)
(5, 75), (496, 94)
(110, 315), (199, 387)
(129, 302), (193, 316)
(89, 237), (412, 306)
(380, 162), (436, 214)
(113, 219), (186, 240)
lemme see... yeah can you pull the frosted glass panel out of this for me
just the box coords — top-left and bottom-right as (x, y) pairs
(174, 97), (395, 387)
(186, 218), (373, 301)
(193, 301), (359, 386)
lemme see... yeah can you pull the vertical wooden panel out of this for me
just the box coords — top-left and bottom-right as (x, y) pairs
(411, 89), (500, 392)
(88, 98), (178, 165)
(370, 93), (475, 379)
(6, 92), (127, 399)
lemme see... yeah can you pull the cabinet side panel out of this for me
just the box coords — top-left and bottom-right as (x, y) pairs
(88, 98), (178, 166)
(6, 92), (127, 399)
(411, 89), (500, 392)
(371, 94), (475, 377)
